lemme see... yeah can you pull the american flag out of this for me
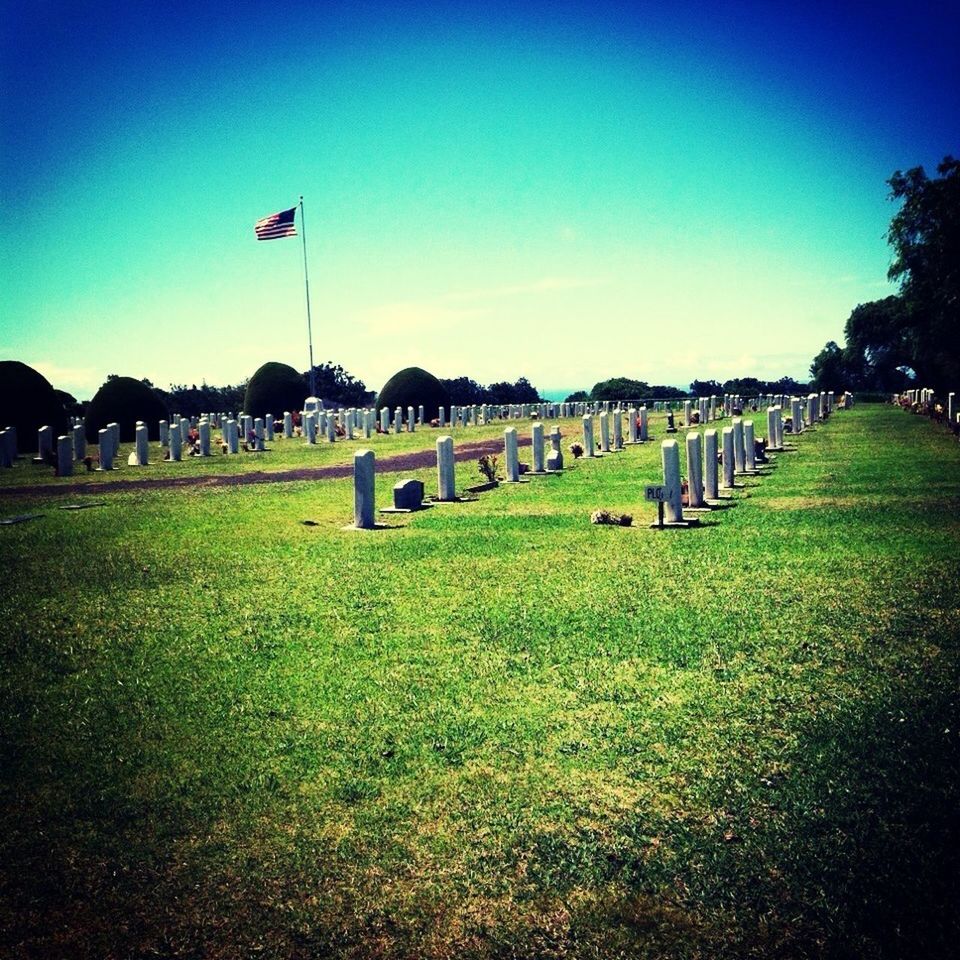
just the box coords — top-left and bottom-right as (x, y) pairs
(254, 206), (297, 240)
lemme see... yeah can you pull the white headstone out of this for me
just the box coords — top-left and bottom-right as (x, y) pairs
(38, 425), (53, 460)
(599, 411), (610, 453)
(744, 420), (756, 471)
(721, 427), (734, 489)
(686, 432), (704, 507)
(504, 428), (520, 481)
(354, 449), (375, 529)
(135, 423), (149, 465)
(732, 418), (745, 473)
(704, 429), (718, 500)
(661, 439), (683, 523)
(532, 422), (545, 472)
(582, 415), (595, 457)
(437, 435), (455, 501)
(57, 435), (73, 476)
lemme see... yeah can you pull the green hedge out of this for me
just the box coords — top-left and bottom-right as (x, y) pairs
(85, 377), (169, 442)
(243, 362), (306, 420)
(376, 367), (450, 422)
(0, 360), (69, 452)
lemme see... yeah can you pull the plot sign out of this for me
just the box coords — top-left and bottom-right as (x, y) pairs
(645, 484), (667, 502)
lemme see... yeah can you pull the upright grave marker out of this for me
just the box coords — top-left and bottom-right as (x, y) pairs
(436, 436), (456, 501)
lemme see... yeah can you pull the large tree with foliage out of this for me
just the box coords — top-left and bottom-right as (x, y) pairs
(886, 156), (960, 390)
(302, 362), (372, 406)
(589, 377), (651, 401)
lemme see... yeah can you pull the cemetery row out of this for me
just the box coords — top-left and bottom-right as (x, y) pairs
(348, 392), (845, 528)
(0, 390), (849, 477)
(895, 388), (960, 439)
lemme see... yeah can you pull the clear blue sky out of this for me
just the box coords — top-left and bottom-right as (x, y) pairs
(2, 0), (957, 400)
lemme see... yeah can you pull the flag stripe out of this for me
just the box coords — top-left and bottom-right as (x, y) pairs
(255, 206), (297, 240)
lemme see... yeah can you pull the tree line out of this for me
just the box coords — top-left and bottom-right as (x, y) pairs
(810, 155), (958, 395)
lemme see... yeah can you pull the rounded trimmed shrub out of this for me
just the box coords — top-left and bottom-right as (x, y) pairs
(376, 366), (450, 422)
(0, 360), (69, 452)
(85, 377), (169, 442)
(243, 362), (306, 420)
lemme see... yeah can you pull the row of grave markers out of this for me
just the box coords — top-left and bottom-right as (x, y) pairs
(346, 391), (847, 529)
(0, 390), (847, 473)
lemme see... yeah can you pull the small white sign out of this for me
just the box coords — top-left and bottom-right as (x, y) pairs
(645, 484), (667, 502)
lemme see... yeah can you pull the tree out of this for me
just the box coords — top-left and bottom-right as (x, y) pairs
(439, 377), (486, 406)
(564, 390), (589, 403)
(843, 296), (914, 392)
(589, 377), (650, 401)
(887, 156), (960, 390)
(486, 377), (542, 405)
(302, 362), (371, 407)
(689, 379), (722, 396)
(809, 341), (851, 391)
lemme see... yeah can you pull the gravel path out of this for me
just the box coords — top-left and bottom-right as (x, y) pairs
(0, 435), (533, 499)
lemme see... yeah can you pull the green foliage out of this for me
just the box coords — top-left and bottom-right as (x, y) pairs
(162, 381), (247, 417)
(441, 375), (542, 406)
(564, 390), (589, 403)
(486, 376), (541, 405)
(85, 376), (169, 442)
(689, 379), (723, 395)
(477, 455), (499, 482)
(1, 407), (959, 957)
(243, 362), (306, 420)
(0, 360), (69, 452)
(441, 376), (486, 405)
(886, 156), (960, 391)
(302, 362), (371, 407)
(376, 366), (450, 421)
(590, 377), (651, 401)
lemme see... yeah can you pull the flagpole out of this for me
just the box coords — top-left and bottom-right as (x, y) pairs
(299, 195), (317, 398)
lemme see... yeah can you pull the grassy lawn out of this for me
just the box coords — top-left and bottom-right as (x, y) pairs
(2, 405), (958, 958)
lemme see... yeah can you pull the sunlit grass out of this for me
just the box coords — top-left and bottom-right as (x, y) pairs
(1, 404), (958, 958)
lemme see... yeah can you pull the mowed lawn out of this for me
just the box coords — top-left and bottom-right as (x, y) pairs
(1, 405), (958, 959)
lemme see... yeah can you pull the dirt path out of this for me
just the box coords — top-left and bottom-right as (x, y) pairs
(0, 436), (533, 499)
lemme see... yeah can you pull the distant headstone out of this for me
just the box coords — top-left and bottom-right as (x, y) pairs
(704, 429), (718, 500)
(504, 427), (520, 481)
(582, 415), (595, 457)
(135, 422), (149, 466)
(436, 436), (456, 501)
(721, 427), (735, 489)
(531, 422), (545, 472)
(744, 420), (756, 471)
(38, 425), (53, 461)
(227, 419), (239, 454)
(57, 435), (73, 476)
(686, 432), (705, 507)
(732, 418), (746, 473)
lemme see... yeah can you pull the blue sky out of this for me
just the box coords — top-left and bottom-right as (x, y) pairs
(2, 0), (957, 399)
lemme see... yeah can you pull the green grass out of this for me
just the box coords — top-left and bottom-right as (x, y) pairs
(1, 405), (959, 959)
